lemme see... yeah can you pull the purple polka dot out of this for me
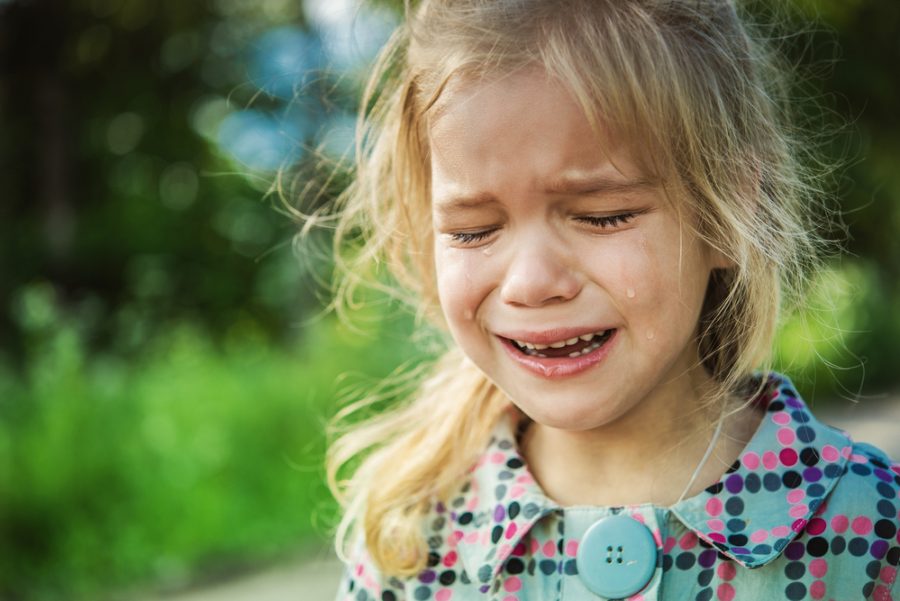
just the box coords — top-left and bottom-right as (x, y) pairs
(871, 539), (889, 559)
(479, 585), (490, 593)
(786, 397), (804, 409)
(785, 541), (805, 560)
(698, 549), (718, 568)
(419, 570), (437, 584)
(803, 467), (822, 482)
(436, 502), (446, 513)
(874, 469), (892, 482)
(494, 505), (505, 522)
(725, 474), (744, 494)
(731, 546), (750, 555)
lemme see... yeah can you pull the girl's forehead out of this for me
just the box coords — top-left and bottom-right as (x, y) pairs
(426, 68), (662, 191)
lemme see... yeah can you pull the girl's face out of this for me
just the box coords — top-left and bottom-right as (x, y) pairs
(429, 69), (723, 431)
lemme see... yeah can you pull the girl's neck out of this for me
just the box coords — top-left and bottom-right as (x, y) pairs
(518, 371), (762, 508)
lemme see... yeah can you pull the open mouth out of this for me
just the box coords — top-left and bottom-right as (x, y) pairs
(506, 329), (615, 358)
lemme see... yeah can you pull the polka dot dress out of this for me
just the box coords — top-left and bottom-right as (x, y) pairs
(337, 375), (899, 600)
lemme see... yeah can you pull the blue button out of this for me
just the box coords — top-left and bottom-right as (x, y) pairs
(576, 515), (657, 598)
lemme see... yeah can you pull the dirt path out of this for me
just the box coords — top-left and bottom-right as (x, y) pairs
(140, 401), (900, 601)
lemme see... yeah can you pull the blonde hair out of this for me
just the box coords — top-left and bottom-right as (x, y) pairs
(321, 0), (831, 577)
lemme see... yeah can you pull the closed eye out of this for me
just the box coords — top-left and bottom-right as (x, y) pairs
(447, 228), (498, 245)
(575, 213), (637, 229)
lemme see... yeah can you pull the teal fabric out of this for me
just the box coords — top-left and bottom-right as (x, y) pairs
(336, 375), (899, 600)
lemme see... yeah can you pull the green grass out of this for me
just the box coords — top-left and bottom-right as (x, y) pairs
(0, 301), (421, 601)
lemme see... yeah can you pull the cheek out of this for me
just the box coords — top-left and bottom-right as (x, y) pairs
(434, 248), (488, 321)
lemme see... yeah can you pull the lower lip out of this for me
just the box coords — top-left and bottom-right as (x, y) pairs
(498, 330), (618, 379)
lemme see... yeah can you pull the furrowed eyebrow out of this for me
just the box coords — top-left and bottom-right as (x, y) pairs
(543, 175), (658, 196)
(432, 192), (499, 217)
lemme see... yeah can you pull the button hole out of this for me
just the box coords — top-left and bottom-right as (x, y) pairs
(606, 558), (612, 563)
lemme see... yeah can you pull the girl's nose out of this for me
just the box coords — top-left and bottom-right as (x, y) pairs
(499, 241), (582, 307)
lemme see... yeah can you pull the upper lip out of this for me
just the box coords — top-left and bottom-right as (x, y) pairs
(495, 326), (614, 346)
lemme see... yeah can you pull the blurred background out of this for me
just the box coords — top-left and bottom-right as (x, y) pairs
(0, 0), (897, 599)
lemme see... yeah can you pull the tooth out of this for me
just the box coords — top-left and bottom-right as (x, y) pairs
(580, 347), (591, 355)
(568, 351), (580, 358)
(533, 343), (549, 350)
(565, 337), (579, 346)
(537, 353), (547, 358)
(550, 341), (566, 348)
(579, 334), (593, 341)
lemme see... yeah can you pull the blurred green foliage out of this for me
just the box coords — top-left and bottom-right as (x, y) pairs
(0, 0), (898, 599)
(0, 282), (420, 600)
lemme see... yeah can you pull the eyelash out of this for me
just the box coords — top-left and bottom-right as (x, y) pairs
(447, 212), (637, 246)
(576, 213), (637, 229)
(449, 229), (497, 244)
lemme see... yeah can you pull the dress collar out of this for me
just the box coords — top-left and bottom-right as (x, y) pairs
(451, 374), (853, 587)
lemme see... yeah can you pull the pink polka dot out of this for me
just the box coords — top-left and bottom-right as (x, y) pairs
(717, 562), (736, 580)
(443, 551), (458, 567)
(436, 590), (453, 601)
(880, 566), (896, 584)
(850, 453), (868, 464)
(628, 595), (644, 601)
(490, 451), (505, 464)
(786, 489), (805, 504)
(780, 448), (798, 466)
(772, 412), (791, 425)
(509, 486), (526, 499)
(807, 518), (827, 535)
(716, 583), (735, 601)
(449, 531), (463, 545)
(810, 580), (826, 599)
(852, 516), (873, 535)
(513, 542), (526, 556)
(742, 452), (760, 469)
(709, 532), (726, 543)
(777, 427), (796, 446)
(750, 529), (769, 543)
(680, 532), (698, 550)
(503, 576), (522, 592)
(465, 531), (479, 543)
(841, 446), (852, 458)
(821, 445), (839, 462)
(707, 519), (725, 532)
(762, 451), (779, 470)
(791, 518), (808, 532)
(831, 515), (849, 533)
(502, 596), (517, 601)
(772, 525), (790, 537)
(706, 497), (723, 517)
(630, 512), (646, 524)
(529, 538), (539, 555)
(874, 585), (893, 601)
(789, 504), (809, 519)
(542, 541), (556, 557)
(565, 540), (578, 557)
(505, 522), (517, 539)
(663, 536), (676, 553)
(809, 558), (828, 578)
